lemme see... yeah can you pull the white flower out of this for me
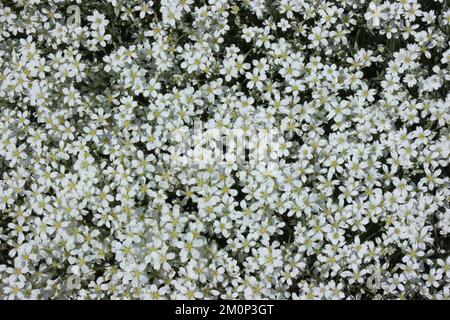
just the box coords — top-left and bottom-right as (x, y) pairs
(0, 0), (448, 301)
(365, 2), (387, 28)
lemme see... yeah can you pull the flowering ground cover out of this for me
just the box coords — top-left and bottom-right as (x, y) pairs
(0, 0), (449, 300)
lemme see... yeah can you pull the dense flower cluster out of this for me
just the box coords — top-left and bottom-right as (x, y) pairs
(0, 0), (449, 300)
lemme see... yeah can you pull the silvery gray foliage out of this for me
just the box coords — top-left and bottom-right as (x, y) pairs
(0, 0), (449, 300)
